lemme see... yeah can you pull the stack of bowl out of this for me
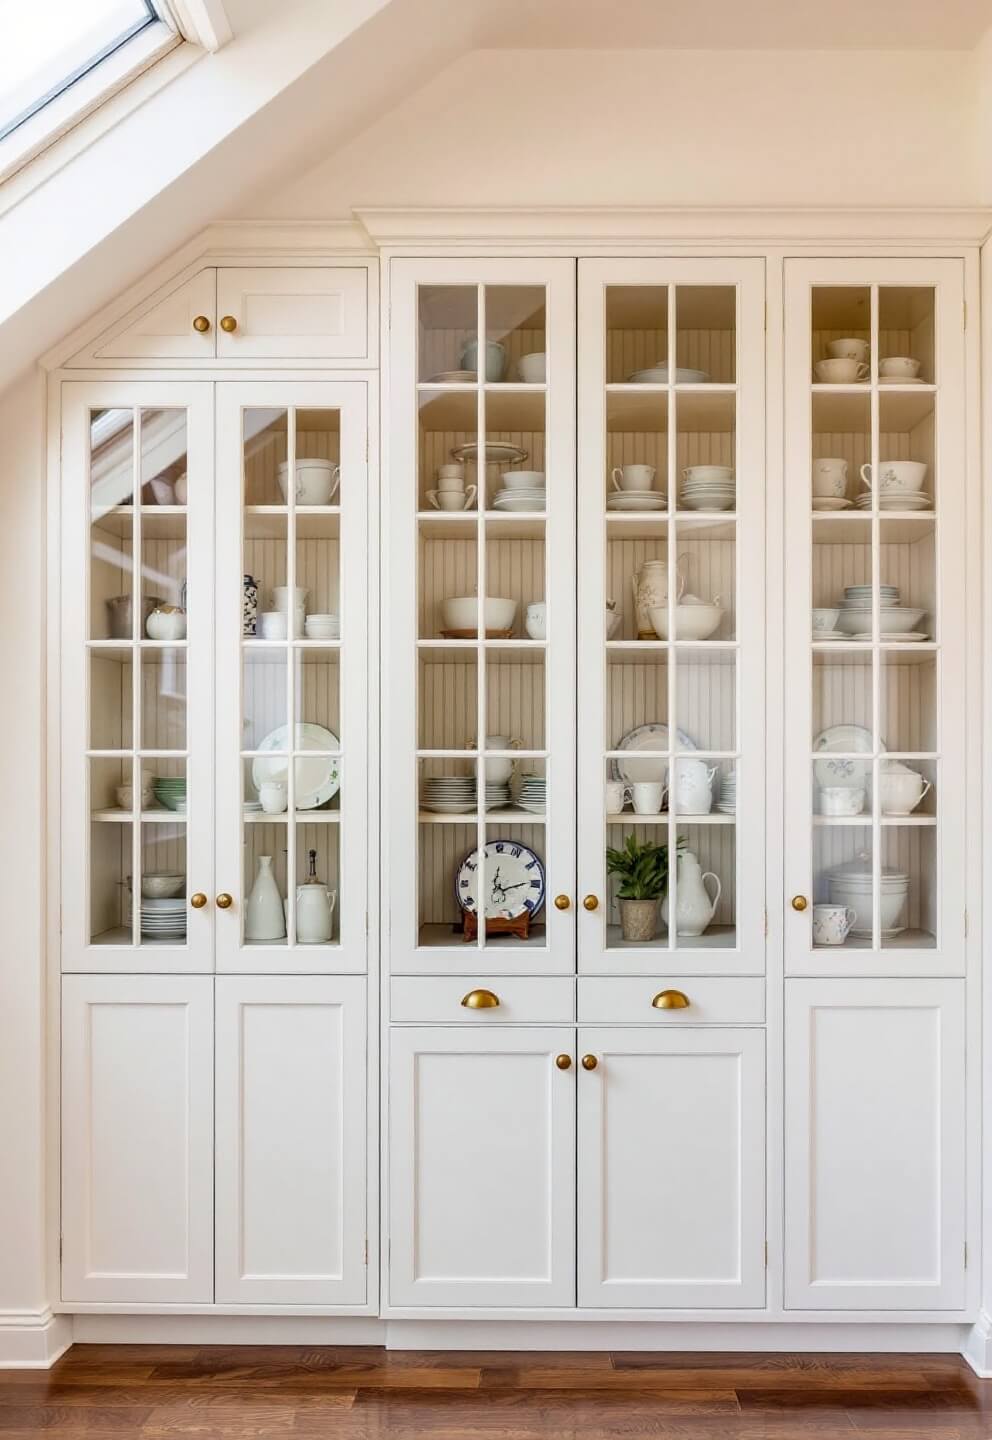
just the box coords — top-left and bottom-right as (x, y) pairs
(153, 776), (187, 813)
(493, 470), (545, 512)
(680, 466), (735, 511)
(834, 585), (926, 638)
(829, 858), (909, 939)
(305, 613), (340, 641)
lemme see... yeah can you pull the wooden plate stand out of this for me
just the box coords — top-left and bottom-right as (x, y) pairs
(461, 912), (531, 942)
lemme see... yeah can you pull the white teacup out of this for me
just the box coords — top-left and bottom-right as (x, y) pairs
(815, 358), (869, 384)
(818, 786), (866, 817)
(812, 904), (857, 946)
(630, 782), (665, 815)
(880, 771), (931, 816)
(860, 461), (927, 494)
(525, 602), (547, 640)
(258, 610), (288, 640)
(259, 781), (287, 815)
(879, 356), (921, 380)
(611, 464), (656, 492)
(438, 475), (466, 492)
(438, 463), (465, 481)
(812, 607), (840, 632)
(427, 486), (477, 511)
(605, 780), (628, 813)
(812, 458), (848, 497)
(826, 338), (870, 365)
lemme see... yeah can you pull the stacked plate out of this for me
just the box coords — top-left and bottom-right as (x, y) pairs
(854, 491), (933, 512)
(140, 897), (187, 941)
(627, 366), (711, 384)
(494, 481), (545, 513)
(717, 770), (736, 815)
(485, 781), (512, 810)
(305, 612), (340, 640)
(607, 489), (666, 512)
(829, 859), (910, 939)
(835, 585), (927, 639)
(422, 775), (476, 813)
(153, 776), (187, 813)
(516, 774), (546, 814)
(680, 468), (736, 512)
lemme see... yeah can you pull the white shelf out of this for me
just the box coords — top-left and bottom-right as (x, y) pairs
(606, 811), (735, 825)
(812, 929), (936, 952)
(242, 810), (341, 824)
(91, 808), (185, 822)
(605, 924), (737, 950)
(418, 809), (545, 825)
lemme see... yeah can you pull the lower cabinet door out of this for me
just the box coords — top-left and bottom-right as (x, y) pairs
(388, 1027), (575, 1307)
(785, 978), (966, 1310)
(215, 976), (367, 1305)
(578, 1027), (766, 1309)
(61, 975), (214, 1303)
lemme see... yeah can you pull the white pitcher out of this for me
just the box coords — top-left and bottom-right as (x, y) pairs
(672, 759), (717, 815)
(631, 555), (686, 638)
(662, 850), (721, 937)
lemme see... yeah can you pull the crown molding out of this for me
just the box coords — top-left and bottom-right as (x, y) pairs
(202, 220), (373, 254)
(356, 205), (992, 246)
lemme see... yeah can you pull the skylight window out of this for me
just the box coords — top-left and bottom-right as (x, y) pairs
(0, 0), (159, 141)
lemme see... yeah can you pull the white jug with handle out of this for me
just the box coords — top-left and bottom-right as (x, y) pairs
(631, 554), (686, 638)
(662, 850), (721, 937)
(672, 758), (718, 815)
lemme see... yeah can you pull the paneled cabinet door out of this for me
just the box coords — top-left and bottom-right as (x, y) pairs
(388, 1027), (575, 1306)
(61, 975), (213, 1303)
(215, 977), (367, 1304)
(785, 979), (966, 1310)
(215, 267), (372, 361)
(92, 270), (217, 360)
(577, 1027), (765, 1308)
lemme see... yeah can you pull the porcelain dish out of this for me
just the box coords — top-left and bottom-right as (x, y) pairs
(627, 366), (710, 384)
(252, 723), (341, 808)
(450, 441), (527, 465)
(813, 724), (880, 790)
(612, 723), (695, 784)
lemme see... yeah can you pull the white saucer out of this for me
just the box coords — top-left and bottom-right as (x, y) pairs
(607, 495), (667, 510)
(851, 632), (930, 643)
(811, 497), (852, 511)
(878, 376), (926, 385)
(812, 631), (847, 640)
(427, 370), (476, 384)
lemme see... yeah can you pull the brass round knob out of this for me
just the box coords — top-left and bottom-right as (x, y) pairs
(652, 989), (690, 1009)
(219, 314), (238, 333)
(192, 315), (210, 333)
(461, 988), (499, 1009)
(583, 895), (600, 911)
(553, 894), (571, 911)
(791, 895), (809, 912)
(190, 892), (207, 909)
(555, 1054), (572, 1070)
(216, 893), (234, 909)
(581, 1054), (599, 1071)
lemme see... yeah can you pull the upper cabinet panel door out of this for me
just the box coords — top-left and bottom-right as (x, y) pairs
(783, 260), (967, 977)
(61, 975), (214, 1303)
(578, 1026), (765, 1309)
(60, 382), (216, 974)
(214, 976), (367, 1305)
(216, 267), (373, 361)
(388, 1026), (575, 1307)
(576, 259), (766, 976)
(785, 978), (966, 1310)
(93, 271), (217, 360)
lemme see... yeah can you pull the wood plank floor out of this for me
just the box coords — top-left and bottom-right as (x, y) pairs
(2, 1346), (991, 1438)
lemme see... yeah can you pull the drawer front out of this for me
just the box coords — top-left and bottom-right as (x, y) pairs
(391, 977), (574, 1024)
(578, 976), (764, 1025)
(216, 266), (372, 360)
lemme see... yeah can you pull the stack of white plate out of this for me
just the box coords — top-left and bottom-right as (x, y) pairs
(305, 613), (340, 640)
(835, 585), (927, 639)
(607, 490), (666, 512)
(627, 366), (711, 384)
(717, 770), (736, 815)
(494, 483), (545, 512)
(517, 774), (546, 814)
(829, 859), (910, 939)
(485, 782), (512, 810)
(854, 491), (933, 512)
(140, 898), (187, 941)
(421, 776), (476, 813)
(680, 467), (736, 512)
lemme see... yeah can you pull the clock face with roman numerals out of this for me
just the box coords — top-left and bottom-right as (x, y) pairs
(455, 840), (546, 920)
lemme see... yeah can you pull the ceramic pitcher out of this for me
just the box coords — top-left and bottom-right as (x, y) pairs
(661, 850), (721, 937)
(631, 555), (685, 637)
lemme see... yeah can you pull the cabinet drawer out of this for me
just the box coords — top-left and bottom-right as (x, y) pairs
(391, 977), (574, 1024)
(578, 977), (764, 1025)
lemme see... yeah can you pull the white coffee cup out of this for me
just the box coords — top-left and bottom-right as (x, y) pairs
(259, 781), (287, 815)
(630, 782), (664, 815)
(611, 464), (656, 492)
(812, 903), (857, 946)
(605, 780), (627, 813)
(428, 486), (477, 511)
(812, 458), (848, 497)
(258, 610), (288, 640)
(525, 602), (547, 640)
(826, 338), (870, 365)
(860, 461), (927, 494)
(815, 358), (869, 384)
(879, 356), (921, 380)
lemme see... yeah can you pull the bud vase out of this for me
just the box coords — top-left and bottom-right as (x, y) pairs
(245, 854), (285, 940)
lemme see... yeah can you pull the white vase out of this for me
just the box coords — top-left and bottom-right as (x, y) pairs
(661, 850), (721, 937)
(245, 855), (286, 941)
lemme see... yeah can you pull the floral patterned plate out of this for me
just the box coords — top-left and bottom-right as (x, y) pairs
(813, 724), (882, 791)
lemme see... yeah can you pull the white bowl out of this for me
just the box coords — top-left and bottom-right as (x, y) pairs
(502, 470), (545, 491)
(649, 602), (723, 641)
(836, 606), (925, 635)
(277, 458), (339, 505)
(141, 873), (185, 899)
(812, 608), (840, 632)
(879, 356), (921, 380)
(517, 352), (546, 383)
(829, 881), (907, 935)
(441, 596), (517, 632)
(683, 466), (733, 483)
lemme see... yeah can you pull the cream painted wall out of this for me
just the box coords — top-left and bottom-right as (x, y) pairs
(253, 47), (983, 216)
(0, 371), (49, 1327)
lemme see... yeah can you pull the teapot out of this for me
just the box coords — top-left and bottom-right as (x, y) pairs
(631, 554), (686, 638)
(286, 849), (337, 943)
(672, 758), (717, 815)
(662, 850), (721, 937)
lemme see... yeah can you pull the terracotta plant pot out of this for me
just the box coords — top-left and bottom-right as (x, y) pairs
(618, 897), (660, 943)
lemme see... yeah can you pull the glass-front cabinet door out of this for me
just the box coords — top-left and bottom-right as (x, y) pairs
(61, 382), (214, 972)
(215, 381), (369, 973)
(783, 260), (967, 975)
(577, 260), (766, 974)
(386, 259), (576, 973)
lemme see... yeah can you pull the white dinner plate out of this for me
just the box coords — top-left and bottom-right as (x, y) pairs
(252, 723), (341, 809)
(607, 495), (668, 510)
(851, 631), (930, 642)
(450, 442), (528, 464)
(878, 376), (925, 385)
(811, 497), (852, 510)
(813, 724), (880, 790)
(427, 370), (476, 384)
(612, 722), (696, 784)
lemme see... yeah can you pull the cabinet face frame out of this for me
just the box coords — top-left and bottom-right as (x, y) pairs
(384, 258), (577, 974)
(60, 380), (216, 974)
(576, 258), (767, 975)
(783, 258), (967, 977)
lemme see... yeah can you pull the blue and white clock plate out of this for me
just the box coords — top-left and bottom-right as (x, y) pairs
(455, 839), (546, 920)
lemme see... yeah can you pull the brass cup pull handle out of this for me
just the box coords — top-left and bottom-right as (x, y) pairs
(553, 894), (571, 911)
(216, 893), (234, 910)
(219, 314), (238, 333)
(461, 988), (500, 1009)
(583, 894), (600, 911)
(190, 892), (207, 909)
(652, 988), (690, 1010)
(791, 895), (809, 912)
(554, 1053), (572, 1070)
(192, 315), (211, 333)
(581, 1054), (599, 1071)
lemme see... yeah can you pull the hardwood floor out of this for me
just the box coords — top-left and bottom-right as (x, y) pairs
(1, 1346), (991, 1438)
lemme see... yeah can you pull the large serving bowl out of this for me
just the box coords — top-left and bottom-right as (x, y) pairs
(441, 596), (517, 632)
(141, 872), (185, 899)
(835, 606), (925, 635)
(649, 600), (723, 641)
(829, 860), (909, 936)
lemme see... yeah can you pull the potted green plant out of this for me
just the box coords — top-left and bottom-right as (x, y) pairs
(606, 834), (681, 942)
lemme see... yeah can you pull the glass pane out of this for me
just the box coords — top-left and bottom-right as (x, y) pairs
(295, 407), (341, 507)
(90, 819), (131, 945)
(421, 522), (478, 639)
(483, 286), (546, 384)
(878, 287), (935, 386)
(880, 650), (937, 754)
(676, 391), (736, 515)
(138, 820), (187, 944)
(812, 390), (868, 514)
(486, 651), (545, 753)
(418, 285), (478, 384)
(812, 649), (872, 746)
(291, 825), (339, 945)
(605, 285), (667, 386)
(876, 391), (936, 514)
(90, 647), (133, 750)
(606, 390), (667, 512)
(605, 819), (670, 950)
(674, 522), (736, 641)
(90, 408), (134, 639)
(675, 286), (736, 383)
(140, 407), (186, 508)
(813, 829), (874, 950)
(418, 646), (477, 751)
(139, 646), (186, 751)
(243, 824), (287, 946)
(483, 389), (544, 513)
(670, 825), (735, 945)
(881, 820), (935, 950)
(811, 287), (870, 384)
(674, 650), (736, 756)
(243, 648), (287, 750)
(418, 390), (478, 514)
(243, 407), (288, 507)
(479, 826), (546, 945)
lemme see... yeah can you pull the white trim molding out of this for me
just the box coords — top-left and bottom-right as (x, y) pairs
(162, 0), (233, 52)
(963, 1311), (992, 1377)
(0, 1309), (73, 1369)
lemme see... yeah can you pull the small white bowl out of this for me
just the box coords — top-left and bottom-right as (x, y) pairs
(649, 602), (723, 641)
(812, 608), (840, 633)
(517, 352), (546, 383)
(442, 596), (517, 632)
(141, 873), (185, 899)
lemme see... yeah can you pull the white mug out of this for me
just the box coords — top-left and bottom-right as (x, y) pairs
(259, 781), (287, 815)
(812, 904), (857, 946)
(812, 458), (848, 497)
(605, 780), (627, 813)
(258, 610), (288, 640)
(611, 464), (656, 492)
(427, 486), (477, 511)
(631, 782), (664, 815)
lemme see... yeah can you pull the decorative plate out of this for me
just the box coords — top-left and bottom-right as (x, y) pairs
(450, 441), (528, 465)
(252, 723), (341, 808)
(455, 839), (546, 920)
(813, 724), (881, 791)
(612, 723), (696, 784)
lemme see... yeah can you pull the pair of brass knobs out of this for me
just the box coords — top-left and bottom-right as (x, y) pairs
(554, 895), (598, 911)
(192, 315), (237, 333)
(555, 1054), (599, 1071)
(190, 893), (232, 909)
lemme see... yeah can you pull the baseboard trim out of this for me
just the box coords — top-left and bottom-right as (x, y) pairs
(73, 1314), (386, 1346)
(963, 1310), (992, 1376)
(0, 1310), (73, 1368)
